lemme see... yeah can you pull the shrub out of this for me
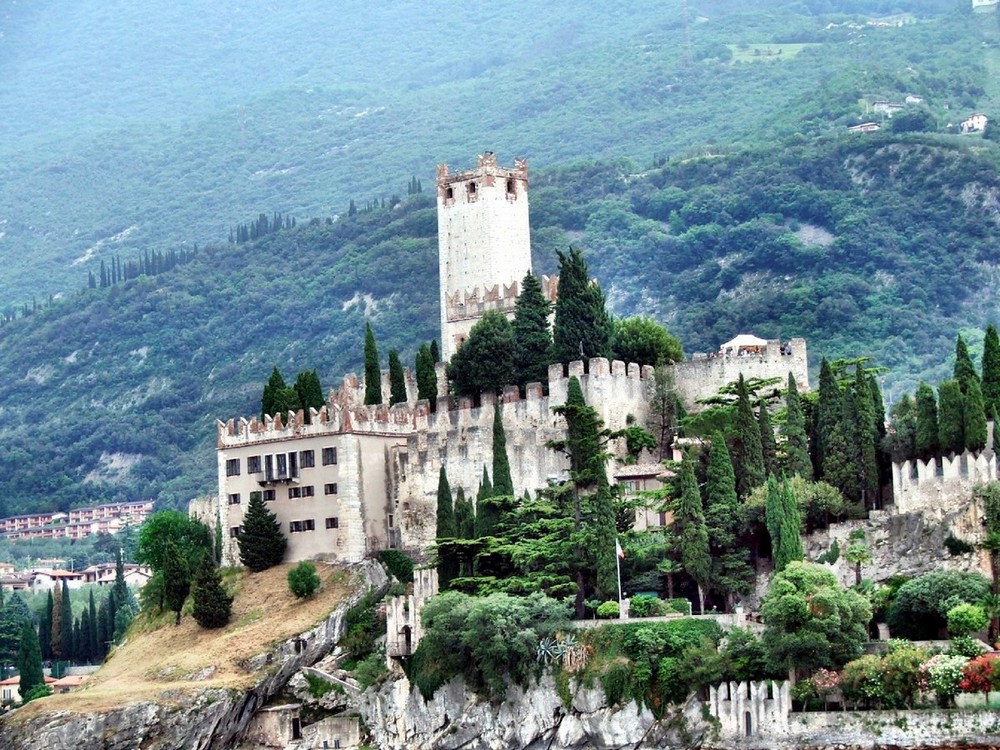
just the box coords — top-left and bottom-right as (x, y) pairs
(21, 684), (52, 704)
(378, 550), (414, 583)
(353, 651), (389, 689)
(720, 628), (771, 683)
(960, 654), (999, 704)
(629, 594), (668, 617)
(947, 603), (988, 638)
(921, 654), (969, 707)
(840, 655), (885, 709)
(882, 644), (928, 709)
(288, 562), (321, 599)
(949, 635), (987, 658)
(887, 571), (991, 639)
(597, 601), (620, 619)
(663, 598), (692, 616)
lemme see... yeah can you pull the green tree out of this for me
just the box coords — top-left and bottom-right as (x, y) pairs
(293, 369), (325, 422)
(238, 491), (288, 572)
(982, 324), (1000, 417)
(675, 455), (711, 613)
(783, 373), (812, 477)
(964, 378), (988, 452)
(765, 476), (803, 572)
(435, 466), (456, 539)
(192, 553), (233, 628)
(446, 310), (516, 397)
(938, 379), (965, 455)
(415, 342), (438, 404)
(363, 321), (382, 405)
(887, 571), (991, 639)
(648, 365), (679, 460)
(814, 359), (840, 478)
(388, 348), (407, 406)
(287, 562), (321, 599)
(38, 591), (52, 661)
(261, 367), (299, 420)
(16, 620), (44, 701)
(729, 374), (765, 499)
(758, 403), (777, 477)
(88, 589), (99, 659)
(704, 435), (750, 608)
(885, 394), (917, 462)
(550, 248), (611, 365)
(915, 382), (940, 460)
(50, 582), (63, 660)
(947, 602), (988, 638)
(163, 539), (190, 625)
(136, 510), (213, 576)
(761, 562), (871, 680)
(492, 402), (514, 497)
(59, 581), (72, 662)
(512, 271), (553, 389)
(610, 316), (683, 366)
(844, 532), (871, 586)
(955, 334), (980, 393)
(0, 595), (31, 678)
(454, 488), (475, 539)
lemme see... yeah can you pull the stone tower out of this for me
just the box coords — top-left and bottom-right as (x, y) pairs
(437, 152), (531, 360)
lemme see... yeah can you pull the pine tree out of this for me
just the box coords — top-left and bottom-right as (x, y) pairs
(415, 343), (438, 404)
(446, 310), (516, 397)
(955, 334), (980, 393)
(238, 491), (288, 572)
(512, 271), (552, 389)
(915, 382), (940, 459)
(729, 374), (765, 499)
(783, 373), (812, 477)
(758, 403), (778, 477)
(388, 349), (407, 406)
(59, 581), (72, 662)
(675, 455), (711, 613)
(964, 377), (989, 452)
(814, 359), (840, 479)
(192, 553), (233, 629)
(648, 365), (679, 460)
(938, 379), (965, 455)
(363, 322), (382, 405)
(293, 370), (325, 422)
(983, 324), (1000, 417)
(16, 620), (43, 700)
(261, 367), (287, 420)
(550, 248), (612, 366)
(492, 402), (514, 497)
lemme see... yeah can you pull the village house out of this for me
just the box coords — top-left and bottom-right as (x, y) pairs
(960, 113), (989, 134)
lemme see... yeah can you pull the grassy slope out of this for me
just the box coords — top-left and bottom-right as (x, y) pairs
(10, 563), (350, 717)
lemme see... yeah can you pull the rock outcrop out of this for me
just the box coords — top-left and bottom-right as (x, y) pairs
(0, 560), (387, 750)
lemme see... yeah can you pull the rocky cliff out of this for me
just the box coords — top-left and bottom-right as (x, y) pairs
(0, 560), (387, 750)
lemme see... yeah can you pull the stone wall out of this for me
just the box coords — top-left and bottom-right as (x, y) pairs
(708, 681), (790, 743)
(385, 568), (439, 668)
(892, 449), (999, 517)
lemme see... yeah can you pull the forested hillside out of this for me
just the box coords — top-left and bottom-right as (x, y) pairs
(1, 0), (997, 310)
(0, 126), (997, 518)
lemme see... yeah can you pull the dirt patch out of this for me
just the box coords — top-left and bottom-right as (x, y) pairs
(17, 563), (351, 717)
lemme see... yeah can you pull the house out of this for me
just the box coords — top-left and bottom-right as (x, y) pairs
(0, 675), (57, 705)
(905, 94), (924, 105)
(961, 113), (989, 134)
(615, 463), (675, 531)
(50, 674), (88, 694)
(848, 122), (881, 134)
(0, 562), (14, 576)
(28, 569), (85, 594)
(79, 562), (152, 588)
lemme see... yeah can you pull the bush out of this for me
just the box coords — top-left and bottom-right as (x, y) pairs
(378, 550), (414, 583)
(663, 598), (692, 616)
(921, 654), (969, 707)
(948, 635), (987, 658)
(959, 654), (998, 703)
(840, 655), (885, 709)
(882, 644), (928, 709)
(720, 628), (771, 683)
(288, 561), (321, 599)
(629, 594), (668, 617)
(352, 651), (389, 689)
(21, 684), (52, 704)
(597, 601), (620, 619)
(887, 571), (990, 639)
(947, 603), (988, 638)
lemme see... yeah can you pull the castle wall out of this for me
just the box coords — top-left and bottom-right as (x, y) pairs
(386, 568), (439, 669)
(672, 338), (808, 409)
(891, 450), (999, 518)
(708, 680), (790, 742)
(437, 153), (531, 360)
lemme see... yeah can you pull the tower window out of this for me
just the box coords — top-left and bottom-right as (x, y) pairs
(467, 182), (477, 195)
(445, 186), (454, 200)
(507, 179), (516, 195)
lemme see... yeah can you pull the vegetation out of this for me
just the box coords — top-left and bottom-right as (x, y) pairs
(238, 493), (288, 573)
(887, 571), (991, 639)
(287, 562), (322, 600)
(192, 553), (233, 628)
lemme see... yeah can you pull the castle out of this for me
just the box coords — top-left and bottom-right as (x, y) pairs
(206, 154), (810, 567)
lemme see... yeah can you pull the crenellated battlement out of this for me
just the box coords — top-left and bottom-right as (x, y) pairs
(443, 274), (558, 323)
(891, 445), (999, 516)
(709, 680), (790, 741)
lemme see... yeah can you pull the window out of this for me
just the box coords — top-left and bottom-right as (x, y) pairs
(445, 186), (454, 200)
(262, 489), (276, 502)
(264, 454), (274, 480)
(506, 178), (516, 195)
(290, 519), (316, 533)
(300, 449), (315, 468)
(247, 455), (262, 474)
(304, 519), (315, 531)
(388, 513), (394, 528)
(467, 181), (477, 195)
(302, 485), (315, 497)
(225, 458), (240, 477)
(227, 493), (241, 505)
(289, 451), (299, 478)
(276, 453), (288, 477)
(322, 447), (338, 466)
(325, 517), (339, 529)
(249, 491), (262, 503)
(289, 486), (315, 499)
(229, 526), (242, 538)
(324, 483), (338, 495)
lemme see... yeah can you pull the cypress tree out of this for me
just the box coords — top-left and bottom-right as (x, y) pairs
(729, 374), (766, 499)
(238, 491), (288, 572)
(675, 455), (711, 613)
(955, 334), (980, 393)
(512, 271), (553, 388)
(261, 367), (287, 420)
(454, 488), (475, 540)
(814, 359), (840, 479)
(983, 324), (1000, 417)
(868, 373), (891, 494)
(50, 584), (63, 660)
(96, 599), (109, 659)
(59, 581), (72, 662)
(851, 366), (880, 509)
(78, 609), (91, 663)
(758, 403), (778, 477)
(492, 402), (514, 497)
(915, 382), (939, 460)
(192, 554), (233, 629)
(293, 370), (325, 422)
(113, 550), (128, 613)
(430, 339), (440, 363)
(88, 589), (99, 661)
(886, 394), (918, 462)
(938, 379), (965, 455)
(550, 248), (612, 366)
(388, 348), (407, 406)
(415, 343), (438, 403)
(39, 591), (53, 660)
(163, 539), (190, 625)
(474, 467), (499, 537)
(435, 467), (456, 539)
(783, 373), (812, 477)
(363, 322), (382, 405)
(106, 589), (117, 647)
(17, 621), (43, 700)
(964, 377), (989, 452)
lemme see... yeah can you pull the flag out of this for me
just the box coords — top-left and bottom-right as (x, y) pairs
(615, 538), (625, 560)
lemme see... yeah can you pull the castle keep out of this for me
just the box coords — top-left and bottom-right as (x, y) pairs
(208, 153), (811, 567)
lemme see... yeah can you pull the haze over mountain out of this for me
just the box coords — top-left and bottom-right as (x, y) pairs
(0, 0), (998, 519)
